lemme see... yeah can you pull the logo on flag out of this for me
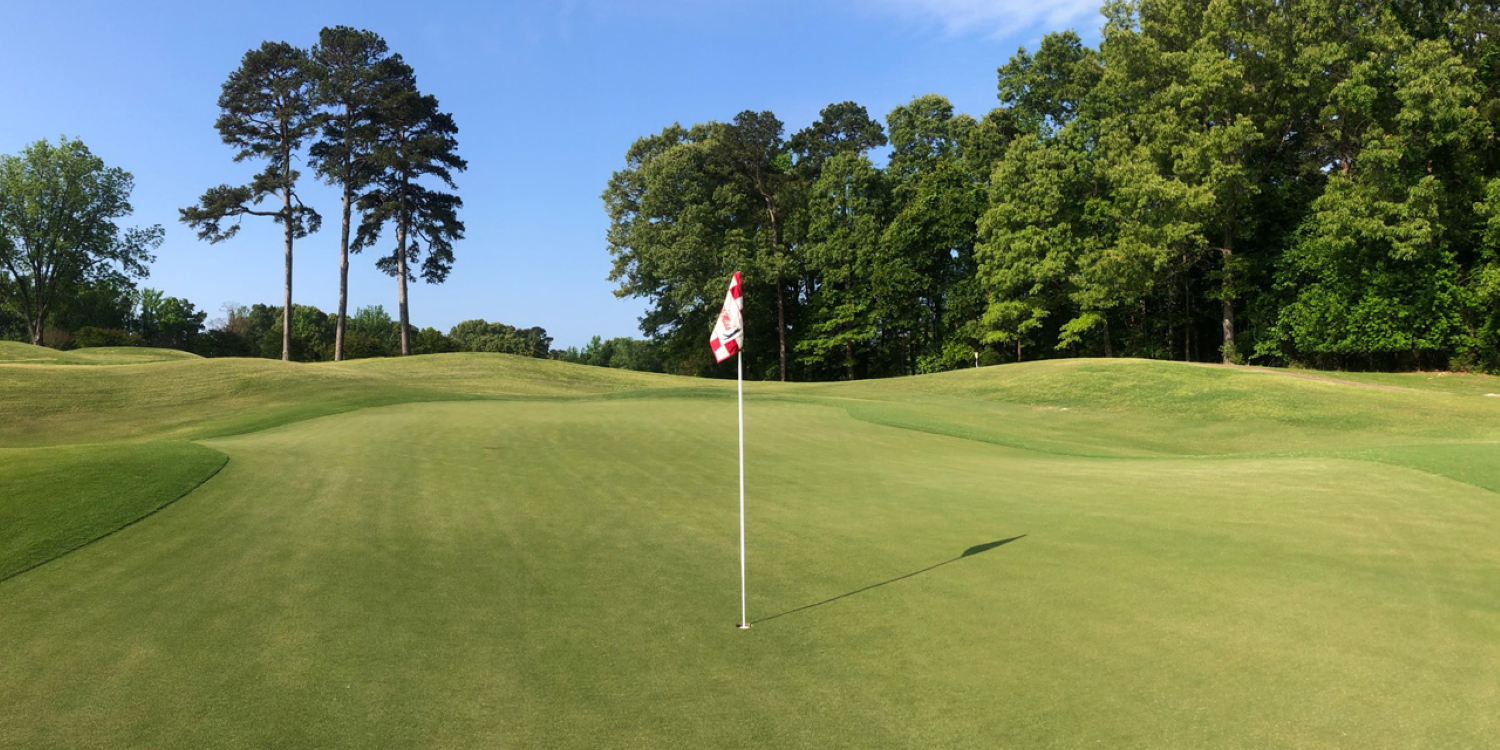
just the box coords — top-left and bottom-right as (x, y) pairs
(709, 272), (743, 363)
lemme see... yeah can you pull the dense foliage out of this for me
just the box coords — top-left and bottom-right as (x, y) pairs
(198, 305), (547, 362)
(608, 0), (1500, 377)
(447, 319), (550, 358)
(552, 336), (664, 373)
(0, 138), (163, 347)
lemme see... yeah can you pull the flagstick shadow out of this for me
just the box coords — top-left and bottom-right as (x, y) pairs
(753, 535), (1026, 625)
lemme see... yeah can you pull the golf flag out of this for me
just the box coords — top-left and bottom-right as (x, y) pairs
(709, 272), (744, 363)
(709, 272), (750, 629)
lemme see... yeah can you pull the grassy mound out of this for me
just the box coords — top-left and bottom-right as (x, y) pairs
(829, 358), (1500, 437)
(0, 352), (691, 447)
(0, 341), (202, 365)
(2, 354), (1498, 748)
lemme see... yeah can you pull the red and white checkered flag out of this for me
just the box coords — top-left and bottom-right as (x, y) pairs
(709, 272), (743, 363)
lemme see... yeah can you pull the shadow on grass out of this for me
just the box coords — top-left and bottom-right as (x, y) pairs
(754, 535), (1026, 625)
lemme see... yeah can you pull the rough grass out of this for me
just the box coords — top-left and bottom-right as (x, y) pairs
(2, 354), (1499, 749)
(0, 341), (202, 365)
(0, 352), (694, 447)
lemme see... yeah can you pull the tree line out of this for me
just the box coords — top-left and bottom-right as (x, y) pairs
(181, 26), (465, 361)
(0, 132), (572, 363)
(1, 27), (470, 364)
(0, 267), (569, 364)
(202, 305), (556, 361)
(0, 131), (655, 369)
(0, 217), (655, 366)
(608, 0), (1500, 379)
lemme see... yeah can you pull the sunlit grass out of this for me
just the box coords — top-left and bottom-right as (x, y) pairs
(2, 351), (1498, 748)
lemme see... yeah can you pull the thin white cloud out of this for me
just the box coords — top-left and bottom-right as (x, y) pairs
(863, 0), (1103, 37)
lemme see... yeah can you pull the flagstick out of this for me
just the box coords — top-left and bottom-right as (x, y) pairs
(737, 349), (749, 629)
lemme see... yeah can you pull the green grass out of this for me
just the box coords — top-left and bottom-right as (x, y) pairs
(2, 353), (1499, 748)
(0, 341), (202, 365)
(0, 441), (227, 581)
(0, 351), (688, 447)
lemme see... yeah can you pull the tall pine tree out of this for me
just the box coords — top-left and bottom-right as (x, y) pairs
(354, 70), (466, 356)
(182, 41), (321, 361)
(309, 26), (401, 361)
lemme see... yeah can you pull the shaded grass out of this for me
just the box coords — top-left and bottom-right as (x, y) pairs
(0, 441), (227, 581)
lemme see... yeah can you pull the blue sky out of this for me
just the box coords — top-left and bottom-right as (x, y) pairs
(0, 0), (1101, 348)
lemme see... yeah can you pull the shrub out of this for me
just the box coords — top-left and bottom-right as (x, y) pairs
(411, 327), (456, 355)
(343, 330), (394, 359)
(72, 327), (142, 348)
(192, 329), (254, 358)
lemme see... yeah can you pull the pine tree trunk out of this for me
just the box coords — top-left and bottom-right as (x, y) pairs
(396, 213), (411, 356)
(281, 188), (294, 362)
(335, 184), (351, 361)
(1103, 317), (1113, 358)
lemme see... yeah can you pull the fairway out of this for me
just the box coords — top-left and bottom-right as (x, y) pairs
(3, 351), (1500, 748)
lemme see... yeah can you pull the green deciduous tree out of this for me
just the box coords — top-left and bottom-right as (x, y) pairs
(131, 288), (207, 349)
(1097, 0), (1318, 362)
(797, 151), (890, 379)
(789, 101), (888, 177)
(1266, 7), (1487, 368)
(979, 131), (1098, 359)
(605, 123), (749, 376)
(720, 110), (797, 380)
(343, 303), (398, 358)
(883, 94), (986, 373)
(181, 41), (322, 361)
(559, 335), (663, 372)
(998, 30), (1103, 136)
(48, 278), (136, 337)
(410, 326), (456, 355)
(0, 138), (161, 346)
(978, 32), (1113, 359)
(448, 319), (552, 357)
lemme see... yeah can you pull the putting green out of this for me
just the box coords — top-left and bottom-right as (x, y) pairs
(3, 378), (1499, 748)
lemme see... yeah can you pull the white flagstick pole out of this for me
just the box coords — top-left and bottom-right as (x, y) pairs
(737, 348), (748, 629)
